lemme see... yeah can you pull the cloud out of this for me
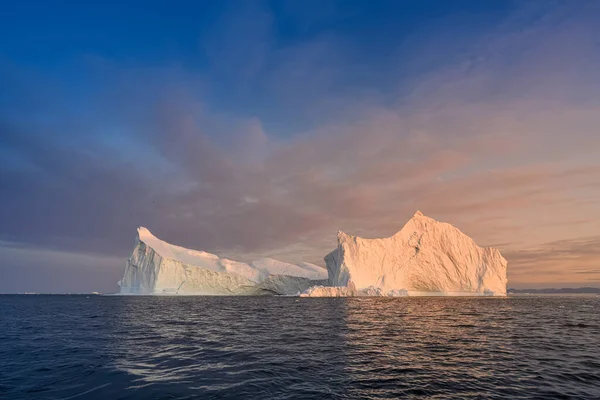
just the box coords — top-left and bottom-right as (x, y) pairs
(505, 236), (600, 287)
(0, 244), (123, 293)
(1, 1), (600, 292)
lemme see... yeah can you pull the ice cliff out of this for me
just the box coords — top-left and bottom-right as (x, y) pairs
(118, 227), (328, 295)
(305, 211), (507, 297)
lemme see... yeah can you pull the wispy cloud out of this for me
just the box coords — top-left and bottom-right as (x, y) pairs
(1, 1), (599, 291)
(505, 236), (600, 287)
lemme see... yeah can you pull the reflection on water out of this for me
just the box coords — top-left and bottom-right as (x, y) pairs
(112, 297), (350, 397)
(342, 298), (519, 398)
(1, 295), (599, 399)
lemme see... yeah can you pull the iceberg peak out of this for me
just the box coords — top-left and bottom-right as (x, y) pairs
(137, 226), (154, 240)
(319, 211), (508, 296)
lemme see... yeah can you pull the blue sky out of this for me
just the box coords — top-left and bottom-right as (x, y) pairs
(1, 1), (599, 292)
(1, 1), (514, 133)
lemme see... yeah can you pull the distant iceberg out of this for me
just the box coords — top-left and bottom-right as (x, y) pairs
(118, 227), (327, 295)
(302, 211), (507, 297)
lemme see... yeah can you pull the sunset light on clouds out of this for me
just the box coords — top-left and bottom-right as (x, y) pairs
(1, 1), (599, 292)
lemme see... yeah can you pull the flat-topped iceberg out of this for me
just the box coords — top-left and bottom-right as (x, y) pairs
(118, 227), (328, 295)
(302, 211), (507, 297)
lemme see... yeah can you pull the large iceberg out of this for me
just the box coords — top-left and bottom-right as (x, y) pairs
(118, 227), (328, 295)
(119, 211), (508, 296)
(305, 211), (507, 297)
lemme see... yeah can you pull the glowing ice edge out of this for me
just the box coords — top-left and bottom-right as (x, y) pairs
(302, 211), (507, 297)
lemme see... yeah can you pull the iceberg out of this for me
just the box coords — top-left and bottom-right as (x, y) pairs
(118, 227), (328, 295)
(304, 211), (507, 297)
(118, 211), (508, 297)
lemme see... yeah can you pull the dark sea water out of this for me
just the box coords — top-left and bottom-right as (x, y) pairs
(1, 295), (599, 400)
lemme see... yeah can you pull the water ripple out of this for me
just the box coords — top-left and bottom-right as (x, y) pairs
(1, 295), (599, 399)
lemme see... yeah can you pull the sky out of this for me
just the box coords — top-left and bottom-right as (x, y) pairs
(1, 0), (599, 293)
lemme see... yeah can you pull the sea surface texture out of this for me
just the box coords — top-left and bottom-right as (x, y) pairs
(1, 295), (599, 399)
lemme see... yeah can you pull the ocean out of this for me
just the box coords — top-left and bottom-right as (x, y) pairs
(1, 295), (599, 399)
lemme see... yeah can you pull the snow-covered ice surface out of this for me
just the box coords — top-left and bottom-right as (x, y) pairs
(118, 227), (327, 295)
(305, 211), (507, 297)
